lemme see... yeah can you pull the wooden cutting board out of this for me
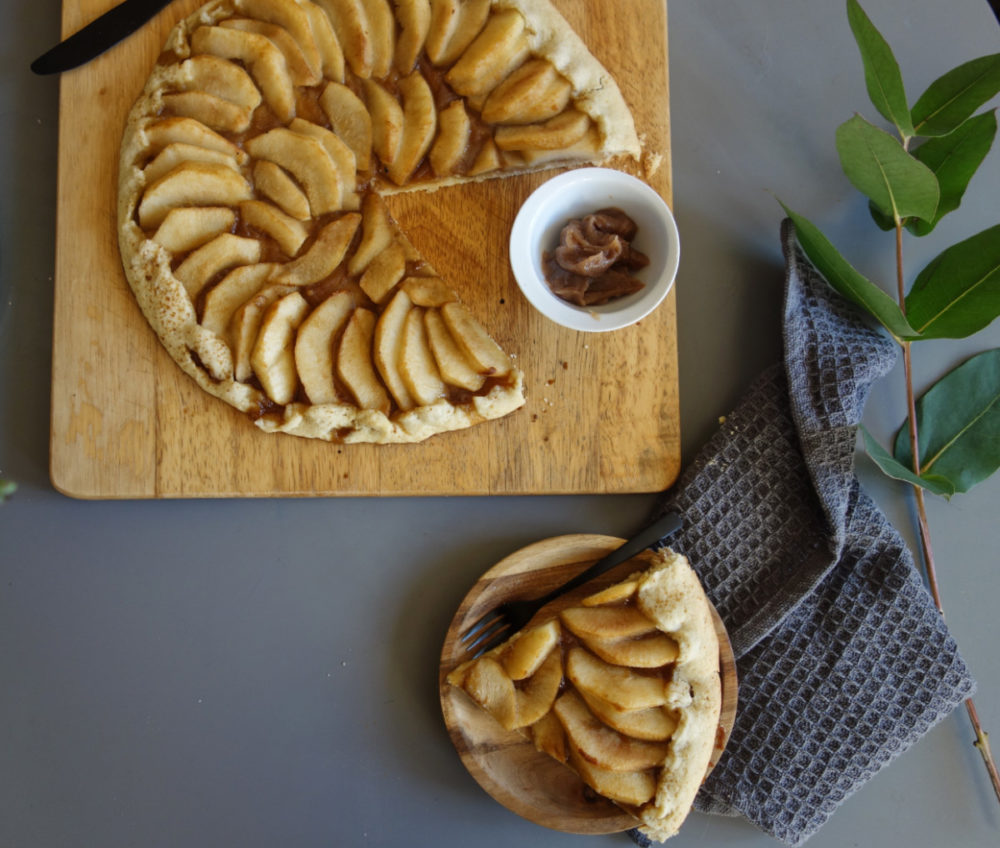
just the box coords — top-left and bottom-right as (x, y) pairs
(49, 0), (678, 498)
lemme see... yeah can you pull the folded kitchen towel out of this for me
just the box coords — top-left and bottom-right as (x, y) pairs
(632, 219), (976, 845)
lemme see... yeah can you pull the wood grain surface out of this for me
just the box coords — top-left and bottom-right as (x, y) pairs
(49, 0), (677, 498)
(439, 535), (738, 835)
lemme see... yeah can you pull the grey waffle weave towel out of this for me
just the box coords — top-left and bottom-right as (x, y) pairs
(633, 219), (976, 845)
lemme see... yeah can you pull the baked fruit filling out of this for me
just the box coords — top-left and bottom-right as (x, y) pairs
(119, 0), (639, 443)
(447, 548), (722, 842)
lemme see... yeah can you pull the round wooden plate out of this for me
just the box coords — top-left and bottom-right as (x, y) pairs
(439, 534), (739, 835)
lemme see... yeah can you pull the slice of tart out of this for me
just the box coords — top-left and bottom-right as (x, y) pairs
(447, 548), (722, 842)
(118, 0), (640, 443)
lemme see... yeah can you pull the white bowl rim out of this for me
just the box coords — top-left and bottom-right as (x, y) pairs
(509, 167), (680, 333)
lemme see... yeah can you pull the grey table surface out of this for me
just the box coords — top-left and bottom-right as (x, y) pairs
(2, 1), (999, 846)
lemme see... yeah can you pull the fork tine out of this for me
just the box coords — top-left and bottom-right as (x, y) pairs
(464, 615), (511, 654)
(460, 606), (503, 645)
(470, 627), (513, 658)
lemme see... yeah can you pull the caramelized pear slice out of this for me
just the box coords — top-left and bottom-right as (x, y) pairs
(220, 18), (319, 86)
(464, 656), (518, 732)
(173, 233), (261, 299)
(581, 632), (680, 669)
(386, 71), (437, 185)
(581, 580), (640, 607)
(317, 0), (373, 78)
(138, 161), (251, 229)
(294, 290), (355, 404)
(201, 262), (276, 337)
(234, 0), (322, 78)
(429, 99), (470, 177)
(425, 0), (490, 66)
(253, 160), (311, 221)
(514, 647), (563, 728)
(373, 289), (415, 410)
(152, 206), (236, 254)
(399, 276), (456, 307)
(303, 0), (345, 82)
(553, 691), (669, 772)
(481, 58), (572, 125)
(160, 91), (252, 134)
(251, 290), (311, 404)
(363, 79), (404, 169)
(394, 0), (431, 73)
(560, 606), (658, 641)
(565, 647), (667, 711)
(348, 192), (394, 274)
(320, 82), (373, 173)
(578, 689), (679, 742)
(501, 619), (560, 681)
(440, 301), (511, 377)
(398, 306), (445, 406)
(529, 711), (568, 763)
(494, 108), (591, 152)
(142, 116), (246, 162)
(143, 142), (240, 187)
(273, 213), (361, 286)
(288, 118), (359, 210)
(177, 54), (263, 111)
(445, 9), (530, 99)
(568, 746), (656, 807)
(245, 127), (342, 217)
(424, 308), (485, 392)
(238, 200), (309, 257)
(338, 307), (392, 414)
(231, 283), (296, 382)
(358, 241), (406, 304)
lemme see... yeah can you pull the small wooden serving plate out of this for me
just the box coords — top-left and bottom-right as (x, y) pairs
(439, 534), (738, 835)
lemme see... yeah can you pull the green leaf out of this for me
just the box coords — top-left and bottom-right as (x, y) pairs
(836, 115), (940, 223)
(894, 349), (1000, 494)
(862, 426), (955, 496)
(907, 110), (997, 236)
(780, 204), (921, 341)
(868, 200), (896, 231)
(847, 0), (915, 138)
(905, 224), (1000, 338)
(911, 52), (1000, 137)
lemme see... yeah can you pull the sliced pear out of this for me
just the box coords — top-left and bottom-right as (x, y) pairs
(578, 690), (679, 742)
(424, 308), (484, 392)
(567, 746), (656, 807)
(234, 0), (322, 78)
(245, 127), (341, 217)
(288, 118), (358, 210)
(393, 0), (430, 73)
(386, 71), (437, 185)
(361, 0), (395, 79)
(464, 656), (518, 731)
(316, 0), (373, 78)
(337, 307), (392, 414)
(253, 160), (311, 221)
(581, 633), (680, 669)
(138, 161), (252, 230)
(530, 711), (567, 763)
(439, 301), (511, 377)
(201, 263), (276, 336)
(429, 99), (470, 177)
(581, 580), (640, 607)
(467, 137), (500, 176)
(400, 276), (456, 307)
(173, 233), (262, 299)
(565, 647), (667, 711)
(518, 124), (602, 165)
(348, 192), (394, 274)
(293, 290), (355, 404)
(560, 606), (658, 642)
(501, 619), (559, 681)
(514, 647), (563, 728)
(177, 54), (262, 111)
(445, 9), (530, 99)
(398, 306), (445, 406)
(142, 116), (246, 163)
(220, 18), (320, 87)
(143, 142), (239, 187)
(481, 58), (572, 125)
(319, 82), (373, 173)
(425, 0), (490, 66)
(553, 691), (669, 772)
(373, 289), (415, 411)
(238, 200), (309, 257)
(190, 25), (296, 123)
(363, 79), (404, 169)
(231, 283), (297, 382)
(152, 206), (236, 254)
(274, 212), (361, 286)
(303, 0), (345, 82)
(358, 241), (406, 304)
(494, 108), (592, 152)
(251, 291), (310, 404)
(161, 90), (252, 134)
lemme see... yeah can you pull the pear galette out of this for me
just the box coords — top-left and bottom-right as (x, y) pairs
(447, 548), (722, 842)
(118, 0), (640, 443)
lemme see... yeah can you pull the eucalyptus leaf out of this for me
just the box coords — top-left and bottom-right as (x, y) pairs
(905, 224), (1000, 338)
(836, 115), (939, 223)
(907, 110), (997, 236)
(781, 204), (920, 341)
(911, 52), (1000, 137)
(894, 348), (1000, 494)
(847, 0), (914, 138)
(861, 426), (955, 496)
(868, 200), (895, 231)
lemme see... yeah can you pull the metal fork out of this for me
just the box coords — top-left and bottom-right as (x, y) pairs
(459, 510), (683, 658)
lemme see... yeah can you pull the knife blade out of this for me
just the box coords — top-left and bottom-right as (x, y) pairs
(31, 0), (175, 75)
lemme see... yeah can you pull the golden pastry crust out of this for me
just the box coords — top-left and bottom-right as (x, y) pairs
(118, 0), (639, 443)
(447, 548), (721, 842)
